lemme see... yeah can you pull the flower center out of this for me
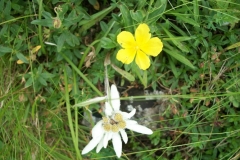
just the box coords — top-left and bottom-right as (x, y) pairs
(135, 46), (140, 50)
(102, 113), (126, 132)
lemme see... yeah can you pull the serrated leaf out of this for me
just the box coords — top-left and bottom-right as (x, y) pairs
(164, 48), (196, 69)
(111, 64), (135, 81)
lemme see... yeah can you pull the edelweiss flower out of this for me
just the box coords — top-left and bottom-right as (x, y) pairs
(116, 23), (163, 70)
(82, 84), (153, 158)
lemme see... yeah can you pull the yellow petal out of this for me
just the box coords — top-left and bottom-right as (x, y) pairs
(116, 48), (136, 64)
(135, 50), (150, 70)
(17, 60), (24, 64)
(135, 23), (151, 46)
(117, 31), (136, 48)
(31, 45), (41, 54)
(140, 37), (163, 56)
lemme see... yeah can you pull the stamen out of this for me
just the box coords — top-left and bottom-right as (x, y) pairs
(118, 121), (126, 129)
(114, 113), (123, 122)
(103, 123), (111, 131)
(102, 117), (109, 123)
(111, 124), (119, 132)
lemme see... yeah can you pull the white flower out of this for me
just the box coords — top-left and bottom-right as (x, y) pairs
(82, 84), (153, 158)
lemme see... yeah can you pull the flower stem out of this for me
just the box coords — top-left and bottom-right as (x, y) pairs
(134, 64), (147, 88)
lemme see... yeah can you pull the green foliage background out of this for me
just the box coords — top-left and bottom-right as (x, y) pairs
(0, 0), (240, 159)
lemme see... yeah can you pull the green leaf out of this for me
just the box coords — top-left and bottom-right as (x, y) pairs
(143, 70), (148, 88)
(79, 4), (117, 34)
(16, 53), (29, 64)
(31, 19), (53, 27)
(130, 10), (144, 23)
(162, 26), (190, 53)
(119, 4), (133, 32)
(169, 57), (181, 78)
(163, 36), (196, 41)
(193, 0), (199, 22)
(111, 64), (135, 81)
(57, 33), (66, 52)
(164, 48), (196, 69)
(0, 45), (12, 57)
(65, 31), (80, 47)
(42, 11), (52, 19)
(100, 21), (108, 32)
(88, 0), (97, 6)
(38, 76), (47, 86)
(0, 45), (12, 53)
(41, 72), (55, 79)
(175, 14), (200, 27)
(25, 77), (33, 88)
(101, 37), (117, 49)
(147, 0), (167, 24)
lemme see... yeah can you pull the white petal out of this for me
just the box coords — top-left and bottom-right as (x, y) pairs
(120, 130), (128, 144)
(112, 133), (122, 158)
(105, 102), (113, 116)
(126, 108), (136, 119)
(92, 121), (104, 139)
(120, 112), (129, 119)
(121, 109), (136, 119)
(82, 135), (103, 155)
(125, 120), (138, 126)
(96, 138), (103, 153)
(103, 133), (109, 148)
(44, 41), (57, 46)
(107, 132), (113, 141)
(74, 96), (106, 107)
(126, 124), (153, 135)
(110, 84), (120, 111)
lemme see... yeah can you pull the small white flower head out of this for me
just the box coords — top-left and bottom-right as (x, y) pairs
(82, 84), (153, 158)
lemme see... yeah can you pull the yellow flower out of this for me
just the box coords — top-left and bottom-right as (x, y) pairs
(116, 23), (163, 70)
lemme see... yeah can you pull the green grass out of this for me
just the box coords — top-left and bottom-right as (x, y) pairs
(1, 0), (240, 159)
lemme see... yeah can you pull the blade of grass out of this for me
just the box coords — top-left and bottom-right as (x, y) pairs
(164, 48), (196, 70)
(73, 70), (79, 155)
(37, 0), (46, 54)
(193, 0), (199, 23)
(60, 52), (103, 96)
(63, 65), (82, 160)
